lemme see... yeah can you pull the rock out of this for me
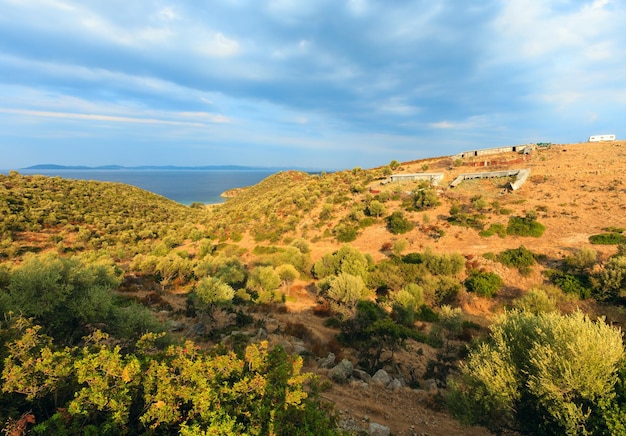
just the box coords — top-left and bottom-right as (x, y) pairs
(329, 359), (353, 383)
(186, 322), (206, 337)
(368, 422), (391, 436)
(352, 368), (372, 383)
(422, 379), (438, 393)
(371, 369), (392, 386)
(388, 378), (404, 390)
(292, 344), (310, 356)
(168, 321), (186, 332)
(317, 352), (336, 369)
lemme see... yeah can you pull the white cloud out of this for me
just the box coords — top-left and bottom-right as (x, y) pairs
(198, 32), (241, 57)
(0, 108), (213, 127)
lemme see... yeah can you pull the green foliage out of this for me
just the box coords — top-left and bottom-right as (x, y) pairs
(447, 311), (625, 435)
(563, 247), (597, 272)
(422, 250), (465, 276)
(247, 266), (281, 295)
(387, 211), (414, 234)
(589, 232), (626, 245)
(312, 245), (370, 281)
(0, 253), (139, 342)
(323, 273), (369, 314)
(193, 277), (235, 309)
(479, 223), (507, 238)
(334, 223), (359, 242)
(546, 270), (592, 299)
(409, 182), (440, 211)
(497, 246), (535, 275)
(338, 301), (426, 372)
(367, 200), (386, 218)
(0, 319), (338, 435)
(593, 255), (626, 301)
(506, 215), (546, 237)
(464, 271), (503, 298)
(512, 288), (557, 314)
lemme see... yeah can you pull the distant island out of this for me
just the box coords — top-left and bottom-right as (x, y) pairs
(23, 164), (293, 171)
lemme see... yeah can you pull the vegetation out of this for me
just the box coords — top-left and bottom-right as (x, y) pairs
(3, 146), (626, 434)
(506, 214), (546, 237)
(448, 310), (626, 435)
(464, 270), (503, 298)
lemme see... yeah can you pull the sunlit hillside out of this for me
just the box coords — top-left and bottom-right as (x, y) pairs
(1, 141), (626, 435)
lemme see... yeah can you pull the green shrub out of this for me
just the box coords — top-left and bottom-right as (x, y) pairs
(464, 271), (503, 298)
(512, 288), (557, 314)
(497, 246), (535, 275)
(334, 224), (358, 243)
(447, 311), (625, 435)
(589, 233), (626, 245)
(479, 223), (507, 238)
(546, 270), (592, 299)
(506, 216), (546, 237)
(387, 212), (414, 234)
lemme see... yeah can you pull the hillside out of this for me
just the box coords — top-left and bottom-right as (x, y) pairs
(1, 141), (625, 434)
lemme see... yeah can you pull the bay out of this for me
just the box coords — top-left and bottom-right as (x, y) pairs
(4, 169), (280, 205)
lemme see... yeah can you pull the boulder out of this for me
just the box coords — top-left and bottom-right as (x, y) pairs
(388, 378), (404, 390)
(318, 352), (336, 369)
(168, 321), (186, 332)
(329, 359), (353, 383)
(371, 369), (392, 386)
(352, 368), (372, 383)
(368, 422), (391, 436)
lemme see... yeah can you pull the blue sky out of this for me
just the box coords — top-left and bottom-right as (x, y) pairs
(1, 0), (625, 170)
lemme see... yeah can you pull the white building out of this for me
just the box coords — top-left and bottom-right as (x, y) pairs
(588, 134), (616, 142)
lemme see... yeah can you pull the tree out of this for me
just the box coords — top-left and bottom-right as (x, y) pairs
(387, 212), (414, 235)
(276, 264), (299, 295)
(326, 273), (369, 314)
(194, 277), (235, 309)
(367, 200), (386, 218)
(447, 310), (625, 434)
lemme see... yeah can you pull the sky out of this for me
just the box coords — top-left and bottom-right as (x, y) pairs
(1, 0), (625, 170)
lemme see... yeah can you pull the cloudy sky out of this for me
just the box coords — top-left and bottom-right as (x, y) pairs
(1, 0), (624, 170)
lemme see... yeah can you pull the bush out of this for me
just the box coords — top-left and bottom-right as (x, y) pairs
(497, 246), (535, 274)
(546, 270), (592, 299)
(506, 216), (546, 237)
(464, 271), (503, 298)
(512, 288), (557, 314)
(447, 311), (625, 435)
(479, 223), (507, 238)
(589, 233), (626, 245)
(387, 212), (414, 235)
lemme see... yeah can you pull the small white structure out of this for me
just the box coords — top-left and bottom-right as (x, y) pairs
(589, 134), (616, 142)
(388, 172), (444, 185)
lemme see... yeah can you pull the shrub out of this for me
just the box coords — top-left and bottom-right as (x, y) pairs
(334, 224), (358, 243)
(464, 271), (503, 298)
(497, 246), (535, 274)
(546, 270), (592, 299)
(589, 233), (626, 245)
(479, 223), (507, 238)
(506, 216), (546, 237)
(447, 311), (625, 435)
(512, 288), (557, 314)
(387, 212), (414, 234)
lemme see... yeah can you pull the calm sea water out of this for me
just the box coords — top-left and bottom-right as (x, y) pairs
(5, 169), (280, 205)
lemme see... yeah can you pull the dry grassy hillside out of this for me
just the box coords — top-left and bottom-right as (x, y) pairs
(2, 141), (625, 435)
(203, 140), (626, 435)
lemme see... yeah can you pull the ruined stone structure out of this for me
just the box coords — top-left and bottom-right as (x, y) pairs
(449, 168), (530, 191)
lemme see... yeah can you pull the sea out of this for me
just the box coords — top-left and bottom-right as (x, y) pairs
(2, 169), (281, 205)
